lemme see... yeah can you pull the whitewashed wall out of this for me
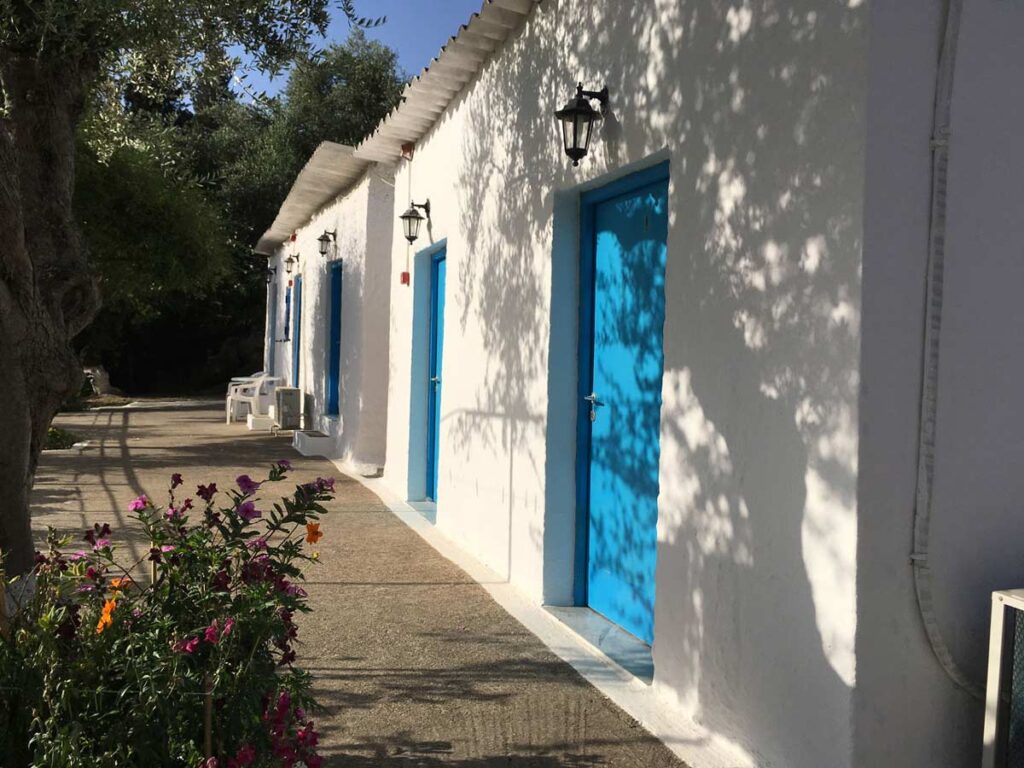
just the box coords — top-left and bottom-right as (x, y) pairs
(381, 2), (867, 766)
(265, 171), (394, 473)
(857, 1), (1024, 765)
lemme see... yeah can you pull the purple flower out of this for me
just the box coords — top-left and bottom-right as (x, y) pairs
(170, 473), (183, 489)
(247, 537), (268, 551)
(238, 501), (261, 523)
(197, 483), (218, 502)
(128, 495), (149, 512)
(222, 617), (235, 639)
(236, 475), (261, 496)
(285, 583), (308, 598)
(276, 459), (292, 471)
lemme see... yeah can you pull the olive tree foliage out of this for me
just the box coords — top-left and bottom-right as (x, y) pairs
(0, 0), (373, 575)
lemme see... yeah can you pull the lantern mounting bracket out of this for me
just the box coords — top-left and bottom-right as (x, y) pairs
(578, 84), (609, 113)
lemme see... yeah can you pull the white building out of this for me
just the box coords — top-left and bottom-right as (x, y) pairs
(257, 143), (394, 475)
(259, 1), (1024, 766)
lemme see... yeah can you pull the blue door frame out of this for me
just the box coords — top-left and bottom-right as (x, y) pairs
(326, 262), (343, 416)
(291, 275), (303, 387)
(267, 282), (278, 374)
(425, 249), (447, 501)
(574, 161), (670, 644)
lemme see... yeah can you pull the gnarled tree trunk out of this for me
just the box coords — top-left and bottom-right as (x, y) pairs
(0, 55), (100, 575)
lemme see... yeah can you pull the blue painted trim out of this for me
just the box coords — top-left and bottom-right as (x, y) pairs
(581, 161), (670, 207)
(417, 237), (448, 260)
(573, 160), (670, 606)
(291, 276), (303, 387)
(325, 262), (343, 416)
(425, 247), (447, 501)
(283, 285), (292, 341)
(267, 282), (277, 373)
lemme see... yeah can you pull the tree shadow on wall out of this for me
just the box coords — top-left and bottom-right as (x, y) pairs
(451, 1), (865, 766)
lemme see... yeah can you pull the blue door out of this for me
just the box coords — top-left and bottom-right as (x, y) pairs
(577, 164), (669, 644)
(325, 262), (343, 415)
(291, 276), (303, 387)
(426, 251), (447, 501)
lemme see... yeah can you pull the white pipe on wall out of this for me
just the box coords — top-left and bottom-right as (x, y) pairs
(910, 0), (983, 701)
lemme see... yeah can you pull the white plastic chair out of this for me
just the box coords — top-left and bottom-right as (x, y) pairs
(226, 375), (280, 424)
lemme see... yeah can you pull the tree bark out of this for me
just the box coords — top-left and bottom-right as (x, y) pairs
(0, 54), (100, 575)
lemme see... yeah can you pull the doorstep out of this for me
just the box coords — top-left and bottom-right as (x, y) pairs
(293, 430), (334, 457)
(405, 500), (437, 524)
(545, 606), (654, 684)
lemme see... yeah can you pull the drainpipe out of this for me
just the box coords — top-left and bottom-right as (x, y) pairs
(910, 0), (983, 700)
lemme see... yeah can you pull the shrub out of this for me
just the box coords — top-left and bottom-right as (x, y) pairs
(0, 462), (334, 767)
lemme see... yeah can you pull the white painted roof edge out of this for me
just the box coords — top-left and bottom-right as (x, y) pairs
(255, 0), (540, 255)
(353, 0), (540, 165)
(255, 142), (371, 256)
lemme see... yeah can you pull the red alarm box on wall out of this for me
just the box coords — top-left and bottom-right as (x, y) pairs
(400, 271), (410, 285)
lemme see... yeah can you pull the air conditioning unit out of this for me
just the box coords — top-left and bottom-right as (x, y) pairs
(274, 387), (302, 431)
(983, 589), (1024, 767)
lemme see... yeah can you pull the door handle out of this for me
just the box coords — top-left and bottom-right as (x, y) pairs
(430, 376), (441, 385)
(584, 392), (604, 422)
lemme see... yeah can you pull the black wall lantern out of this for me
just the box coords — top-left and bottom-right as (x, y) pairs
(265, 266), (277, 285)
(400, 200), (431, 244)
(555, 83), (609, 166)
(284, 255), (296, 274)
(317, 230), (336, 257)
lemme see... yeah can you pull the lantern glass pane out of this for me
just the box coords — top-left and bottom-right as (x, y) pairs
(576, 113), (592, 153)
(560, 114), (574, 152)
(402, 214), (420, 242)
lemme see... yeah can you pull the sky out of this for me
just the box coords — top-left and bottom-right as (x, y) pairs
(235, 0), (485, 99)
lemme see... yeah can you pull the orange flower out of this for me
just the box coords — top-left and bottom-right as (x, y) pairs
(110, 577), (133, 592)
(305, 523), (323, 545)
(96, 599), (116, 634)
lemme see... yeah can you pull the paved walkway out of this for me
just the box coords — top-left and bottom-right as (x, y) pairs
(34, 402), (686, 767)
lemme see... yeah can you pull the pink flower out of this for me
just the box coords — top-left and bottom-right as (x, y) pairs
(236, 475), (261, 496)
(170, 473), (183, 489)
(296, 722), (319, 748)
(128, 495), (149, 512)
(200, 758), (219, 768)
(204, 619), (220, 645)
(227, 745), (256, 768)
(68, 550), (88, 561)
(174, 636), (200, 654)
(197, 483), (218, 502)
(238, 501), (261, 522)
(93, 538), (111, 550)
(165, 506), (181, 521)
(222, 617), (235, 638)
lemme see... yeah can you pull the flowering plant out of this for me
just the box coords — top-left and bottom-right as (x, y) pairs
(0, 461), (334, 767)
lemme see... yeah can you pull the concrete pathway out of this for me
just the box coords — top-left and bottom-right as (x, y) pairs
(34, 402), (687, 767)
